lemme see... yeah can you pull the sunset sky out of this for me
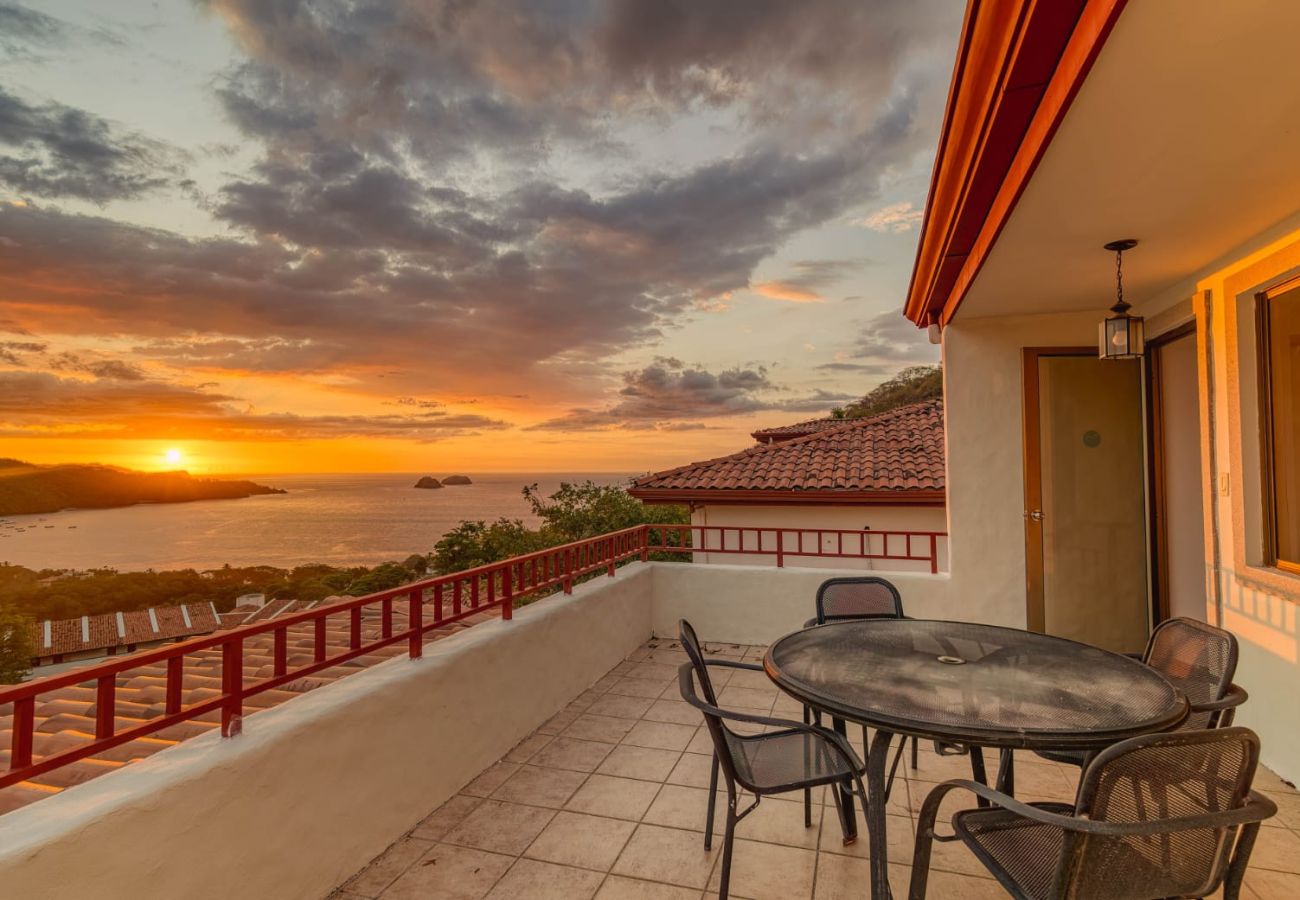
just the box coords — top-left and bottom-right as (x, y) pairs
(0, 0), (953, 474)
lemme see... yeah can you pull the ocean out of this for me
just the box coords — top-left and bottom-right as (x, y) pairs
(0, 472), (631, 572)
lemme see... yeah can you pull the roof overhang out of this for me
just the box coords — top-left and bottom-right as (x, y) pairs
(628, 488), (946, 507)
(904, 0), (1124, 326)
(907, 0), (1300, 325)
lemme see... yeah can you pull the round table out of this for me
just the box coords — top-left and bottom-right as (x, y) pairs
(764, 619), (1188, 899)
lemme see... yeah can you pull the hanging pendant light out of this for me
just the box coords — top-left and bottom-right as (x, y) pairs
(1098, 239), (1143, 359)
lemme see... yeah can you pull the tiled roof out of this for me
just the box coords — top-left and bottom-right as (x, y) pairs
(1, 596), (493, 815)
(630, 400), (945, 501)
(750, 416), (848, 443)
(30, 602), (222, 657)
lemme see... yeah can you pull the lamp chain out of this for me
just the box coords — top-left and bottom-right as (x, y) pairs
(1115, 247), (1124, 310)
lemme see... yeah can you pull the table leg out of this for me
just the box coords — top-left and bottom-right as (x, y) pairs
(831, 716), (857, 841)
(866, 728), (895, 900)
(995, 748), (1015, 796)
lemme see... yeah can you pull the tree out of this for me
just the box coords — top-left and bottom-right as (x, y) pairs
(843, 365), (942, 419)
(431, 519), (546, 574)
(523, 481), (688, 543)
(0, 605), (34, 684)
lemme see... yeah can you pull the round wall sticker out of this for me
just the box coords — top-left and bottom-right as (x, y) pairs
(1083, 430), (1102, 448)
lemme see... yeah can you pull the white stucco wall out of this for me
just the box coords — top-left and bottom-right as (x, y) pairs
(689, 504), (948, 572)
(650, 561), (952, 646)
(0, 566), (655, 900)
(940, 310), (1100, 627)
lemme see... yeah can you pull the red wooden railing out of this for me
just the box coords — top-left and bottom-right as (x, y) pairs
(0, 523), (944, 791)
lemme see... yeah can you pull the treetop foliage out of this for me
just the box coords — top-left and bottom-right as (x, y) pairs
(842, 365), (942, 419)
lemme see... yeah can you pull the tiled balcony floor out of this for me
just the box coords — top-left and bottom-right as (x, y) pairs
(330, 639), (1300, 900)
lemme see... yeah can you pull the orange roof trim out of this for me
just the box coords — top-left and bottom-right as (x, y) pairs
(904, 0), (1127, 327)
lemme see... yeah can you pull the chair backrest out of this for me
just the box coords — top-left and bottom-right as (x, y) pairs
(678, 619), (749, 789)
(814, 576), (904, 624)
(1143, 617), (1237, 729)
(1058, 727), (1260, 900)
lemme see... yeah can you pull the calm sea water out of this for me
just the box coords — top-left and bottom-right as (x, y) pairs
(0, 473), (630, 572)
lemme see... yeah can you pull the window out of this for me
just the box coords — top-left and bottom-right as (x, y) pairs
(1258, 277), (1300, 573)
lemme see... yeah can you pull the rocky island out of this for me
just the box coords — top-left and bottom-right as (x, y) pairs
(0, 459), (285, 516)
(441, 475), (472, 485)
(413, 476), (443, 489)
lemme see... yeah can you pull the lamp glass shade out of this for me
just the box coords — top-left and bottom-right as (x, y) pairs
(1099, 312), (1145, 359)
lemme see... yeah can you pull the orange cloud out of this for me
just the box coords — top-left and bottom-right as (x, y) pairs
(751, 280), (824, 303)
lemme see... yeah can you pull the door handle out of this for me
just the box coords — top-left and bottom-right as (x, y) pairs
(1024, 509), (1045, 522)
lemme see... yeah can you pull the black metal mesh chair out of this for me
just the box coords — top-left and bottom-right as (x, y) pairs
(678, 619), (868, 900)
(910, 727), (1276, 900)
(1036, 617), (1248, 767)
(802, 576), (922, 790)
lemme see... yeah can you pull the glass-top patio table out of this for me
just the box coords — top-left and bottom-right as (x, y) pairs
(764, 619), (1189, 899)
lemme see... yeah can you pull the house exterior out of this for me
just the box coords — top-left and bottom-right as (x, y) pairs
(905, 0), (1300, 782)
(28, 602), (221, 667)
(630, 401), (947, 571)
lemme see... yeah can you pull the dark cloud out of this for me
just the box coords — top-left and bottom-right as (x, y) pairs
(0, 371), (508, 441)
(0, 339), (46, 364)
(0, 87), (186, 202)
(0, 3), (68, 57)
(851, 310), (939, 364)
(48, 352), (148, 381)
(815, 361), (893, 375)
(530, 358), (849, 431)
(753, 258), (864, 302)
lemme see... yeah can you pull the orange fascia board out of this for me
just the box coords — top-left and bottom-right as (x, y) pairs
(903, 0), (1127, 327)
(627, 489), (946, 507)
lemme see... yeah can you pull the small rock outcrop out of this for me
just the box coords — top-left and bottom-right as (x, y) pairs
(441, 475), (473, 485)
(414, 476), (443, 489)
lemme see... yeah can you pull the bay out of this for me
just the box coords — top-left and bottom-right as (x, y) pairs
(0, 472), (631, 572)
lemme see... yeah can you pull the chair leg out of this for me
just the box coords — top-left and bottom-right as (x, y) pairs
(718, 793), (739, 900)
(705, 753), (719, 850)
(911, 736), (919, 770)
(968, 747), (990, 808)
(803, 706), (813, 827)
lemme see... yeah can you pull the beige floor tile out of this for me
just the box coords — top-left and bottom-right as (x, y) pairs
(812, 854), (911, 899)
(503, 733), (552, 763)
(627, 661), (679, 682)
(531, 736), (616, 773)
(642, 784), (719, 833)
(462, 761), (521, 797)
(592, 675), (623, 693)
(685, 729), (714, 755)
(565, 774), (662, 821)
(644, 699), (703, 726)
(411, 794), (482, 841)
(593, 874), (703, 900)
(622, 720), (698, 752)
(1249, 824), (1300, 873)
(342, 837), (433, 898)
(612, 824), (720, 889)
(1261, 790), (1300, 830)
(565, 714), (638, 744)
(443, 799), (556, 855)
(1246, 866), (1300, 899)
(611, 661), (639, 676)
(716, 685), (778, 710)
(708, 839), (815, 900)
(666, 752), (716, 789)
(1252, 766), (1297, 795)
(484, 858), (603, 900)
(537, 709), (580, 735)
(525, 810), (637, 870)
(817, 804), (914, 864)
(589, 694), (657, 720)
(597, 745), (683, 782)
(731, 795), (820, 849)
(490, 764), (589, 808)
(377, 843), (511, 900)
(609, 677), (673, 699)
(722, 669), (774, 691)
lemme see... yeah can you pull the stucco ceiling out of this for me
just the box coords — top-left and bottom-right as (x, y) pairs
(956, 0), (1300, 320)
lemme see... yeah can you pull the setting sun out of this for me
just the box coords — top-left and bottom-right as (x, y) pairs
(163, 448), (184, 466)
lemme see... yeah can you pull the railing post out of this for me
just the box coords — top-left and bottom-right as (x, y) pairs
(930, 534), (939, 575)
(409, 588), (424, 658)
(564, 548), (574, 594)
(349, 606), (363, 650)
(776, 529), (784, 568)
(95, 675), (115, 740)
(221, 636), (243, 738)
(12, 696), (34, 770)
(607, 537), (617, 577)
(314, 617), (327, 663)
(166, 655), (183, 714)
(273, 627), (287, 678)
(502, 564), (514, 620)
(640, 525), (650, 562)
(381, 596), (393, 640)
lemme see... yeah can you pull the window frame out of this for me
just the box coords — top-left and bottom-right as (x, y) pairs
(1256, 273), (1300, 575)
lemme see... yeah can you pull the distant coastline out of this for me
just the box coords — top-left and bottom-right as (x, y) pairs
(0, 459), (285, 517)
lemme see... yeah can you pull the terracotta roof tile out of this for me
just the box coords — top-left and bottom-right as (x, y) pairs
(630, 400), (945, 499)
(750, 416), (848, 442)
